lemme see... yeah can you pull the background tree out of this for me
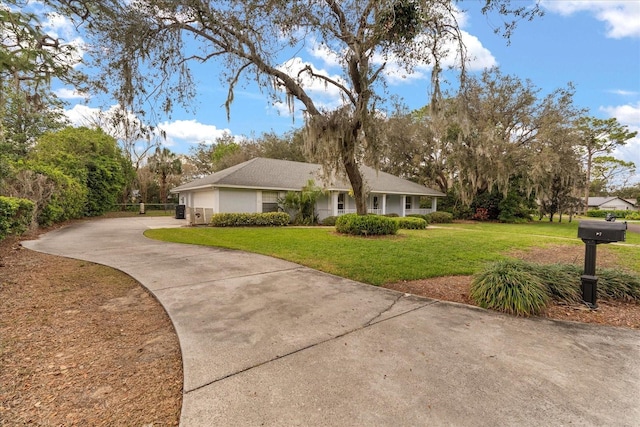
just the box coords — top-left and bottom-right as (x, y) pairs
(30, 127), (128, 216)
(576, 116), (638, 212)
(148, 147), (182, 205)
(590, 156), (636, 196)
(63, 0), (540, 215)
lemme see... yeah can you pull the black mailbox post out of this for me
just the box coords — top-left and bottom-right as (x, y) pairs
(577, 220), (627, 308)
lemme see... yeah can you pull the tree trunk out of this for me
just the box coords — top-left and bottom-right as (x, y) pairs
(584, 152), (592, 214)
(343, 155), (367, 215)
(340, 121), (367, 215)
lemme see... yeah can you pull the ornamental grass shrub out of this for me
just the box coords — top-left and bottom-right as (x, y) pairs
(472, 260), (640, 317)
(335, 213), (398, 236)
(470, 260), (550, 316)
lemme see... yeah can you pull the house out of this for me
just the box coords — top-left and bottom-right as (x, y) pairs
(587, 196), (638, 211)
(171, 157), (446, 224)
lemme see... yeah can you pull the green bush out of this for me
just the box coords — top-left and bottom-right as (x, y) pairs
(586, 209), (634, 219)
(393, 216), (427, 229)
(210, 212), (290, 227)
(470, 260), (550, 316)
(426, 211), (453, 223)
(407, 213), (430, 224)
(0, 196), (34, 239)
(383, 213), (399, 217)
(335, 214), (398, 236)
(321, 215), (338, 226)
(586, 209), (607, 218)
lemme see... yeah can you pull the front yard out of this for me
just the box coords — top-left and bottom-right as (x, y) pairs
(145, 221), (640, 286)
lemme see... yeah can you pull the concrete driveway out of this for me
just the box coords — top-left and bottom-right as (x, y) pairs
(23, 217), (640, 426)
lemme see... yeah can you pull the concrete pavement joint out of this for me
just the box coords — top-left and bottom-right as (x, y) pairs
(150, 267), (306, 291)
(184, 298), (437, 395)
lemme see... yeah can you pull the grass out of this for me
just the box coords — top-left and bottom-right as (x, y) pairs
(144, 220), (640, 286)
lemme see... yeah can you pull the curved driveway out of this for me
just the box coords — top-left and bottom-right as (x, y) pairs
(23, 217), (640, 426)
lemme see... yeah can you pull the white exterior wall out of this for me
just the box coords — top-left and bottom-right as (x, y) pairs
(315, 194), (332, 221)
(192, 190), (215, 209)
(219, 188), (259, 213)
(600, 200), (636, 211)
(385, 195), (402, 216)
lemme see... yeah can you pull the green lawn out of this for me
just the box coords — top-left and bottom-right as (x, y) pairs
(144, 221), (640, 286)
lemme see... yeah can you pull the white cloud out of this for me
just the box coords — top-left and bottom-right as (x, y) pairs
(157, 119), (232, 146)
(542, 0), (640, 38)
(55, 88), (88, 100)
(601, 102), (640, 126)
(603, 102), (640, 180)
(64, 104), (102, 126)
(278, 57), (345, 98)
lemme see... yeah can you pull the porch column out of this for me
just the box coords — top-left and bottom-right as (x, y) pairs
(213, 188), (220, 213)
(431, 197), (438, 212)
(332, 191), (339, 216)
(382, 194), (387, 215)
(256, 191), (262, 213)
(401, 195), (406, 217)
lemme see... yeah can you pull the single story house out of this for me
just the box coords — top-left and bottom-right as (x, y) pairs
(587, 197), (638, 212)
(171, 157), (445, 224)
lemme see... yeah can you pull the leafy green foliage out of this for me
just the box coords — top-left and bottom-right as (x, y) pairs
(279, 180), (324, 225)
(321, 216), (338, 226)
(0, 196), (34, 239)
(31, 127), (127, 216)
(393, 216), (427, 229)
(209, 212), (290, 227)
(28, 163), (87, 225)
(335, 214), (398, 236)
(586, 209), (637, 219)
(470, 261), (550, 316)
(407, 213), (431, 224)
(426, 211), (453, 223)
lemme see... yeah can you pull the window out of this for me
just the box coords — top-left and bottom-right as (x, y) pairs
(405, 196), (412, 210)
(262, 191), (279, 213)
(373, 196), (379, 210)
(338, 193), (345, 211)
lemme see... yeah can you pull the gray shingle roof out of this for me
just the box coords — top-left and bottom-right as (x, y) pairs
(172, 158), (445, 196)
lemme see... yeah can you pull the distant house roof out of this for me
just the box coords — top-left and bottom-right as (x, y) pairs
(587, 197), (637, 208)
(172, 157), (445, 197)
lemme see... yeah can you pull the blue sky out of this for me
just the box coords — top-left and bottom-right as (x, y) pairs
(53, 1), (639, 180)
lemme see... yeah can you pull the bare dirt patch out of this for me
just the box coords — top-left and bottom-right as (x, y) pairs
(384, 244), (640, 329)
(0, 234), (182, 426)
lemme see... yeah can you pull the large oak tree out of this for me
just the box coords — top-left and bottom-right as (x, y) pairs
(54, 0), (540, 214)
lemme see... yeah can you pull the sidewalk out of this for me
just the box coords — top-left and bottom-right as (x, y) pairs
(23, 217), (640, 426)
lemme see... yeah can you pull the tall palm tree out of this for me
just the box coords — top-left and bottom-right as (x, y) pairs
(148, 147), (182, 204)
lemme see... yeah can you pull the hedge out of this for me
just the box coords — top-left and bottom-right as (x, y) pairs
(209, 212), (290, 227)
(426, 211), (453, 223)
(407, 213), (431, 224)
(0, 196), (35, 239)
(335, 214), (398, 236)
(586, 209), (638, 219)
(393, 216), (427, 229)
(321, 215), (338, 226)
